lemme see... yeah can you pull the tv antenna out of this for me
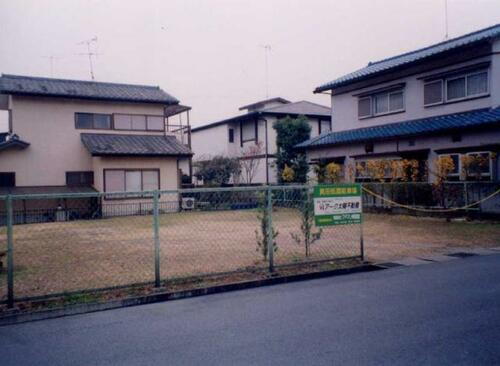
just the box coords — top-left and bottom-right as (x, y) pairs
(41, 55), (63, 77)
(260, 44), (271, 98)
(444, 0), (449, 40)
(77, 36), (100, 80)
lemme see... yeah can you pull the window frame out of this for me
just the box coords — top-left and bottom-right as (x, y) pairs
(318, 119), (332, 134)
(75, 112), (112, 130)
(388, 90), (405, 112)
(240, 120), (257, 144)
(66, 171), (94, 186)
(438, 153), (461, 177)
(465, 151), (492, 178)
(103, 169), (160, 198)
(358, 96), (372, 119)
(426, 69), (490, 106)
(423, 80), (444, 106)
(228, 128), (235, 143)
(112, 113), (165, 132)
(445, 75), (467, 102)
(358, 89), (405, 119)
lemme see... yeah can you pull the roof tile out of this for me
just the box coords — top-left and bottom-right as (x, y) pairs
(316, 23), (500, 92)
(81, 134), (192, 156)
(296, 108), (500, 149)
(0, 74), (179, 104)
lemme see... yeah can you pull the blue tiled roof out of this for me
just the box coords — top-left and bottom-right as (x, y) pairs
(315, 24), (500, 92)
(0, 74), (179, 104)
(296, 108), (500, 149)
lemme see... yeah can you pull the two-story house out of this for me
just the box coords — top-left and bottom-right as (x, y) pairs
(297, 24), (500, 183)
(191, 97), (331, 184)
(0, 74), (193, 218)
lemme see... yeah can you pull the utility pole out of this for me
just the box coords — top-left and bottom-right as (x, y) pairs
(77, 36), (99, 80)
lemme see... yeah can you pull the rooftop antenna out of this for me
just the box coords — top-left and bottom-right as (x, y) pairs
(77, 36), (100, 80)
(444, 0), (449, 40)
(41, 55), (63, 77)
(260, 44), (271, 98)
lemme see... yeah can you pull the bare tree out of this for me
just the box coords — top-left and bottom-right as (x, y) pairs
(240, 142), (263, 184)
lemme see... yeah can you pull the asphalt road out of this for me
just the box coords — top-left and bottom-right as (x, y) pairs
(2, 254), (500, 366)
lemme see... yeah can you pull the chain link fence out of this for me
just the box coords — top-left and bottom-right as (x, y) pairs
(362, 182), (500, 217)
(0, 186), (362, 307)
(1, 182), (498, 307)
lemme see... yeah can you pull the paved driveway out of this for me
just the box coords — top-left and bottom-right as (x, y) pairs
(1, 254), (500, 365)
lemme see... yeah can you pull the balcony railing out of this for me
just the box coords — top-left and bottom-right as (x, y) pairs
(166, 124), (191, 147)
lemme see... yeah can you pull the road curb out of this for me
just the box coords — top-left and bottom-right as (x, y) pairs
(0, 263), (383, 327)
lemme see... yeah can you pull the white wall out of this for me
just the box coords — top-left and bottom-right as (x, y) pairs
(0, 110), (8, 132)
(191, 113), (327, 184)
(331, 54), (498, 132)
(191, 124), (230, 159)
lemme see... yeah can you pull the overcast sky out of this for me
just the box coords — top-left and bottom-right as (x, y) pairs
(1, 0), (500, 130)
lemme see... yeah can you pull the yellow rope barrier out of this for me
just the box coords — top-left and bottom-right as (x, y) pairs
(361, 186), (500, 213)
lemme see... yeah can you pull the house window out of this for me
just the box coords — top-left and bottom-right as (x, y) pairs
(0, 172), (15, 187)
(241, 121), (257, 142)
(319, 120), (331, 134)
(66, 171), (94, 186)
(374, 93), (389, 115)
(75, 113), (112, 129)
(228, 128), (234, 143)
(465, 152), (492, 180)
(146, 116), (164, 131)
(358, 97), (372, 118)
(426, 70), (488, 106)
(104, 169), (160, 194)
(424, 80), (443, 105)
(113, 114), (164, 131)
(358, 89), (405, 118)
(439, 154), (461, 178)
(446, 76), (467, 100)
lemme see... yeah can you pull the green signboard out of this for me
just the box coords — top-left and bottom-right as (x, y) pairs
(313, 184), (362, 226)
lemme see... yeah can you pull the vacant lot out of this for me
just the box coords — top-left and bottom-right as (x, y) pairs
(0, 209), (499, 301)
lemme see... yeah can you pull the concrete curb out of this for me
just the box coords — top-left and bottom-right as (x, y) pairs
(0, 264), (383, 327)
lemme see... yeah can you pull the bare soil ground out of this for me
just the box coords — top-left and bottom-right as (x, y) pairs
(0, 209), (499, 301)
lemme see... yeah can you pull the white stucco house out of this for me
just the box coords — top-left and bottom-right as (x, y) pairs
(191, 97), (331, 184)
(297, 24), (500, 183)
(0, 74), (193, 219)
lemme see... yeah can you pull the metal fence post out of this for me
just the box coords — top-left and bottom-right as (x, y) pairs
(6, 195), (14, 308)
(360, 219), (364, 262)
(153, 190), (161, 287)
(267, 186), (274, 273)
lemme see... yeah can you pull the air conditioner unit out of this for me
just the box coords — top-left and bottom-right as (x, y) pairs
(182, 197), (195, 210)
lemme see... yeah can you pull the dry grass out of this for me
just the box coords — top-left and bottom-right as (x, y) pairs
(0, 209), (499, 301)
(363, 214), (500, 261)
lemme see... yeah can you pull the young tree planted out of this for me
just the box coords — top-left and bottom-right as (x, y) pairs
(255, 191), (278, 260)
(240, 142), (263, 184)
(291, 189), (322, 257)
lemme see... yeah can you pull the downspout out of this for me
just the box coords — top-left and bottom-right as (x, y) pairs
(187, 109), (193, 179)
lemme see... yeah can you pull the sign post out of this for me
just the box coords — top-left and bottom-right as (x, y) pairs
(313, 184), (364, 260)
